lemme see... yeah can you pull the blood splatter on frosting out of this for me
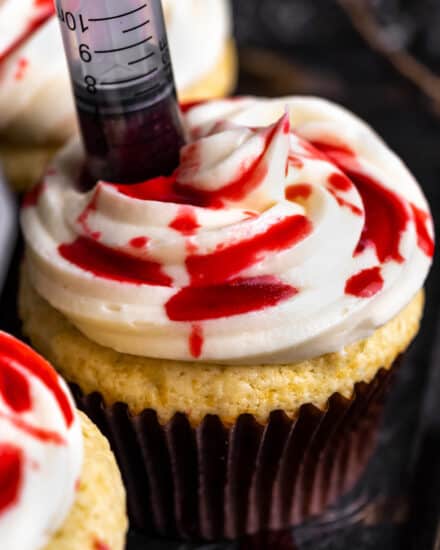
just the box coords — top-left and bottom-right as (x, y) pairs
(0, 332), (82, 550)
(21, 97), (434, 363)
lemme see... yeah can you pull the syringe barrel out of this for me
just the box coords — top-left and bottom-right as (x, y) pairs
(56, 0), (185, 185)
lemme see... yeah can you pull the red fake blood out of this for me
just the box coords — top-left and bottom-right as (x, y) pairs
(59, 237), (173, 287)
(285, 184), (312, 201)
(313, 141), (410, 262)
(345, 267), (384, 298)
(169, 206), (200, 235)
(22, 182), (45, 208)
(311, 141), (356, 161)
(0, 445), (23, 516)
(327, 188), (363, 217)
(328, 172), (352, 191)
(129, 236), (149, 249)
(116, 115), (286, 208)
(0, 358), (31, 413)
(411, 203), (434, 258)
(14, 57), (28, 80)
(0, 333), (74, 427)
(77, 188), (101, 240)
(187, 215), (312, 286)
(179, 100), (205, 114)
(0, 411), (65, 445)
(93, 539), (110, 550)
(189, 325), (203, 358)
(288, 154), (304, 169)
(166, 276), (297, 321)
(116, 173), (201, 206)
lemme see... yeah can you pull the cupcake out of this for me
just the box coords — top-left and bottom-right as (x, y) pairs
(0, 331), (127, 549)
(0, 0), (236, 193)
(19, 97), (434, 539)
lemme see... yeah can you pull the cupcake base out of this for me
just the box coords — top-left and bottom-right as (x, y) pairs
(71, 361), (397, 541)
(44, 411), (127, 550)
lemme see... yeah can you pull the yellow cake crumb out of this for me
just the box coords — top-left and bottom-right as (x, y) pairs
(20, 268), (423, 426)
(44, 412), (127, 550)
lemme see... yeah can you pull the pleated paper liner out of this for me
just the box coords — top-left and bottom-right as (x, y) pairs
(71, 356), (400, 541)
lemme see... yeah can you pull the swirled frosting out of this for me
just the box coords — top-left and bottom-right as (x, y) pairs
(0, 332), (82, 550)
(21, 97), (434, 364)
(0, 0), (231, 145)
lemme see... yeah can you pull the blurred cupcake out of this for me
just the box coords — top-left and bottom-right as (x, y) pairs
(0, 0), (236, 193)
(0, 331), (127, 549)
(19, 97), (434, 539)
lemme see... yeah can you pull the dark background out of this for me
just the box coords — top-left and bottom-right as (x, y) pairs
(231, 1), (440, 549)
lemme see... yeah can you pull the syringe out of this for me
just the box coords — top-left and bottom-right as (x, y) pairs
(55, 0), (186, 186)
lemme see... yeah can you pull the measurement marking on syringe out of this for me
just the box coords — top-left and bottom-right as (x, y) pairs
(128, 52), (155, 65)
(89, 4), (147, 22)
(135, 83), (161, 97)
(123, 19), (150, 33)
(100, 67), (158, 86)
(95, 36), (152, 54)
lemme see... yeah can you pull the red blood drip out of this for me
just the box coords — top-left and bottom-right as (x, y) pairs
(345, 267), (384, 298)
(77, 188), (101, 240)
(0, 445), (23, 516)
(244, 210), (258, 219)
(288, 154), (304, 169)
(179, 100), (205, 114)
(0, 411), (65, 445)
(129, 236), (149, 249)
(328, 172), (352, 191)
(189, 325), (203, 358)
(59, 237), (173, 287)
(0, 358), (31, 413)
(286, 184), (312, 201)
(14, 57), (28, 80)
(349, 169), (408, 261)
(116, 173), (207, 207)
(327, 188), (363, 217)
(185, 239), (198, 254)
(311, 141), (356, 161)
(187, 215), (312, 286)
(116, 115), (286, 208)
(166, 276), (298, 321)
(410, 203), (434, 258)
(313, 142), (409, 263)
(22, 182), (45, 208)
(0, 333), (74, 427)
(93, 539), (110, 550)
(169, 206), (200, 235)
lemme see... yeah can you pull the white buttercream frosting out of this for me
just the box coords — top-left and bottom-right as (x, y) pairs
(0, 332), (83, 550)
(21, 97), (434, 364)
(0, 0), (231, 145)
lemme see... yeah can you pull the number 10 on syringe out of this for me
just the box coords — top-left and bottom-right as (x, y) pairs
(56, 0), (185, 185)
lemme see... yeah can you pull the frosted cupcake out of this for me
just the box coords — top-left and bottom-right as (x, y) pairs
(0, 0), (236, 192)
(0, 331), (127, 549)
(19, 97), (434, 539)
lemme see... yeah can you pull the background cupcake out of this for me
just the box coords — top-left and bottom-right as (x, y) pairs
(0, 0), (236, 193)
(0, 331), (127, 549)
(19, 96), (434, 539)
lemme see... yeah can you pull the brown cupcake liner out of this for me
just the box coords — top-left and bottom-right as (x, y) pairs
(70, 356), (400, 541)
